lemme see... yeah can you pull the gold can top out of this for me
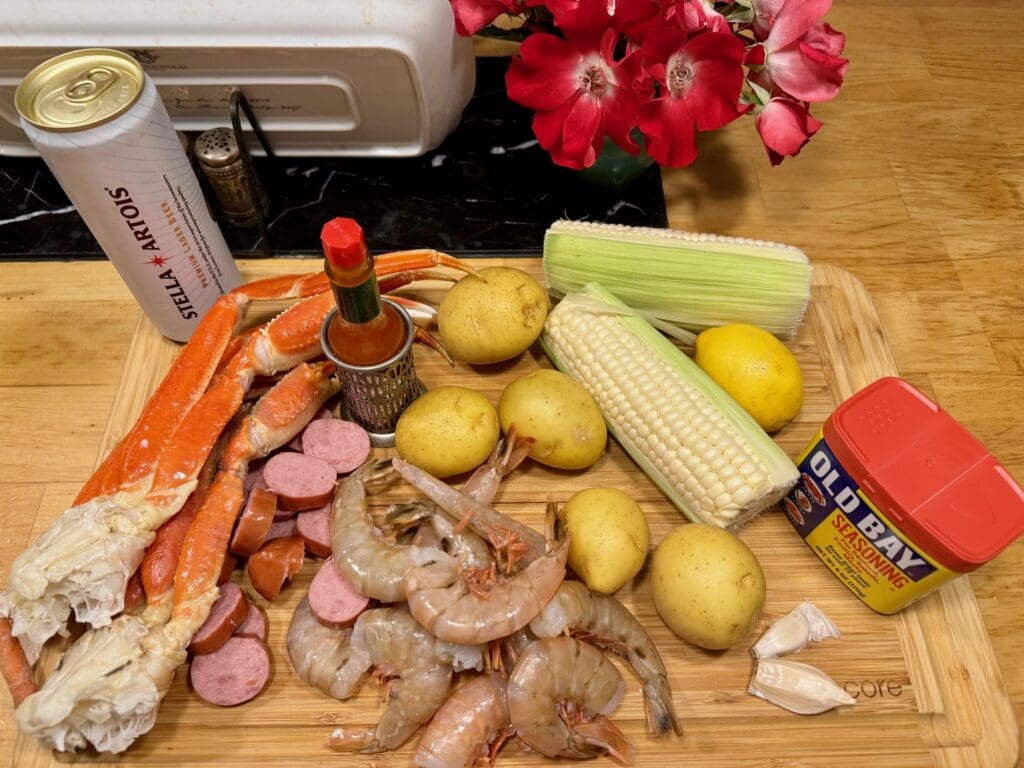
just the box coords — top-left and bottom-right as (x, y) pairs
(15, 48), (144, 132)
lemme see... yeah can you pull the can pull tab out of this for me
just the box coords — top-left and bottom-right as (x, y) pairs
(64, 67), (118, 104)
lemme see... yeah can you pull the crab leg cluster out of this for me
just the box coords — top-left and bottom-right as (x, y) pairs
(0, 250), (476, 742)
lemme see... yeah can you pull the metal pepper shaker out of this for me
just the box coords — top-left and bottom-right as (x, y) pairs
(194, 127), (269, 224)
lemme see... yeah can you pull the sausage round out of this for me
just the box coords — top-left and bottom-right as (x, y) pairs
(296, 502), (331, 558)
(189, 582), (249, 655)
(301, 419), (371, 474)
(308, 557), (370, 627)
(263, 452), (336, 511)
(189, 636), (270, 706)
(243, 459), (266, 494)
(230, 488), (277, 557)
(265, 517), (298, 543)
(234, 603), (268, 642)
(246, 536), (306, 601)
(217, 554), (238, 586)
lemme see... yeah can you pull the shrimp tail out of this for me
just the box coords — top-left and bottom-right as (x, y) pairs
(495, 423), (534, 479)
(355, 457), (395, 486)
(572, 714), (636, 766)
(643, 678), (683, 737)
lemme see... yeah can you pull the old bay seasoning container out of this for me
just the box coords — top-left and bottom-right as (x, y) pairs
(16, 49), (241, 342)
(783, 377), (1024, 613)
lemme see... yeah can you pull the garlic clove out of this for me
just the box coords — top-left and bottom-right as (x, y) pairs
(795, 600), (841, 643)
(751, 611), (810, 659)
(751, 599), (840, 659)
(748, 658), (856, 715)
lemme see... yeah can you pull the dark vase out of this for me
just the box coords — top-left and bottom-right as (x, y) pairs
(573, 136), (656, 190)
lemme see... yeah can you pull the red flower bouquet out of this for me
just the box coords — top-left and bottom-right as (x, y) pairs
(449, 0), (848, 168)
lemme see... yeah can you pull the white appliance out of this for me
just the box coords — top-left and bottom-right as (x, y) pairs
(0, 0), (476, 156)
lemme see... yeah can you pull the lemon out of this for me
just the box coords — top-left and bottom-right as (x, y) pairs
(694, 323), (803, 432)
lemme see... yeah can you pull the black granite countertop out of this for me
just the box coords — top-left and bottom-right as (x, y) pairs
(0, 58), (666, 260)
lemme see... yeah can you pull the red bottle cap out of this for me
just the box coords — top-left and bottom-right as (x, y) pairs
(825, 377), (1024, 573)
(321, 218), (367, 269)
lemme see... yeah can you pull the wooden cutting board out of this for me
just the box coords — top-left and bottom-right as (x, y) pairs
(11, 260), (1019, 768)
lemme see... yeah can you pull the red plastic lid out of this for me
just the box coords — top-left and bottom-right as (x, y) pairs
(824, 377), (1024, 572)
(321, 218), (367, 269)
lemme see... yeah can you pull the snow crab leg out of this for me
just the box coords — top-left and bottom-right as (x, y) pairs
(0, 249), (477, 699)
(13, 361), (339, 753)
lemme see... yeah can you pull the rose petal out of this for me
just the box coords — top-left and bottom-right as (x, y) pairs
(506, 34), (583, 111)
(756, 98), (822, 165)
(769, 42), (847, 102)
(767, 0), (832, 52)
(640, 96), (698, 167)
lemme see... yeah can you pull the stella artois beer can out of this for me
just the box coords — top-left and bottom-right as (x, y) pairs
(15, 48), (242, 341)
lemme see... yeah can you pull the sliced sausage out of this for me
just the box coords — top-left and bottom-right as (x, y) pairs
(273, 504), (300, 522)
(230, 488), (277, 557)
(190, 636), (270, 706)
(189, 582), (249, 655)
(243, 459), (266, 494)
(301, 419), (371, 474)
(296, 502), (332, 558)
(265, 517), (298, 542)
(308, 557), (370, 627)
(289, 408), (338, 452)
(234, 603), (268, 642)
(263, 452), (336, 511)
(246, 536), (306, 601)
(218, 554), (238, 586)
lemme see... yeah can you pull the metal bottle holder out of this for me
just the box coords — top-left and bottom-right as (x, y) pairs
(320, 299), (425, 447)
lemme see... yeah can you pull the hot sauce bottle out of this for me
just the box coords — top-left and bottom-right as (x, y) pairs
(322, 217), (407, 366)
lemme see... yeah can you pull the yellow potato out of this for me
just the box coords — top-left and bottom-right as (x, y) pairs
(498, 369), (606, 470)
(395, 386), (499, 478)
(650, 524), (765, 650)
(561, 488), (649, 595)
(438, 266), (549, 364)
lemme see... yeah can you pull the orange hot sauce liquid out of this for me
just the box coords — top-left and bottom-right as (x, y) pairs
(322, 218), (407, 367)
(326, 301), (406, 366)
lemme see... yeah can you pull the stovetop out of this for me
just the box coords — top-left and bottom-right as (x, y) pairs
(0, 58), (666, 260)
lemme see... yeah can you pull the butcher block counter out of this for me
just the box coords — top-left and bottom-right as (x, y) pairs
(0, 0), (1022, 764)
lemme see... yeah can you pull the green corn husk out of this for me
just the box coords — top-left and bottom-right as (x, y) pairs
(543, 220), (812, 339)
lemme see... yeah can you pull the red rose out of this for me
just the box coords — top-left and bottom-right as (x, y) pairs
(755, 97), (822, 165)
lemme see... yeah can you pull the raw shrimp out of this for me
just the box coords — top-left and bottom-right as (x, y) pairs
(530, 580), (681, 737)
(403, 509), (568, 645)
(429, 514), (494, 572)
(388, 504), (495, 573)
(392, 432), (530, 574)
(507, 636), (634, 765)
(330, 462), (442, 603)
(392, 458), (545, 566)
(458, 424), (534, 507)
(325, 606), (482, 754)
(415, 671), (511, 768)
(286, 597), (371, 700)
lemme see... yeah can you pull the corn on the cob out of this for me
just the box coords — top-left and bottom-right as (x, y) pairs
(542, 283), (798, 530)
(543, 220), (811, 339)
